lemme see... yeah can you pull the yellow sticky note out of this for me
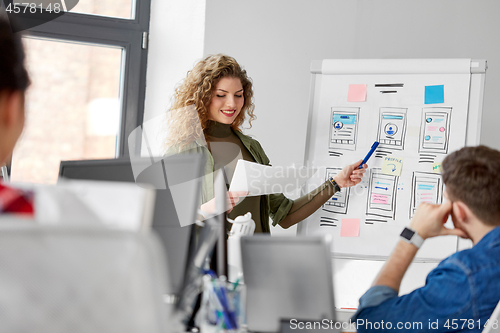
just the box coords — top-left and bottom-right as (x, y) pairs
(381, 156), (403, 176)
(432, 162), (443, 173)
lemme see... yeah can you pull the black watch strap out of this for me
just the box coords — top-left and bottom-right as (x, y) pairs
(328, 177), (341, 192)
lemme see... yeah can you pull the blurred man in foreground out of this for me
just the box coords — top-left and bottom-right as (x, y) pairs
(353, 145), (500, 332)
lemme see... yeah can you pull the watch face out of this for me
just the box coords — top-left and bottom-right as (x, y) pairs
(401, 228), (415, 240)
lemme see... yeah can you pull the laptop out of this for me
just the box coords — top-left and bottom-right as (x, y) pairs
(241, 235), (339, 333)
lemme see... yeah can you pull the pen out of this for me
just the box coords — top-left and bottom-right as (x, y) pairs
(359, 141), (379, 169)
(218, 276), (238, 328)
(204, 269), (218, 279)
(232, 277), (241, 291)
(209, 278), (234, 329)
(202, 275), (219, 325)
(212, 278), (237, 329)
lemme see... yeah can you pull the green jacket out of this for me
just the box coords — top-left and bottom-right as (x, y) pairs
(166, 130), (294, 233)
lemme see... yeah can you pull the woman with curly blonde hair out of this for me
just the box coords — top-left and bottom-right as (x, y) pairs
(165, 54), (367, 233)
(165, 54), (256, 151)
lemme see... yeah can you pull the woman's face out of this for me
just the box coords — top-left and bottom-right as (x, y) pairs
(208, 76), (244, 125)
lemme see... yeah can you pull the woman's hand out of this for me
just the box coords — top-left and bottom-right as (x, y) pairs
(200, 191), (248, 217)
(333, 159), (367, 188)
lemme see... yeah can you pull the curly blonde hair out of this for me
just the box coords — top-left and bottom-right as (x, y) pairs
(164, 54), (256, 151)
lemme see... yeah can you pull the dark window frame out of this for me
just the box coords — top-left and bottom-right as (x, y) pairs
(2, 0), (151, 161)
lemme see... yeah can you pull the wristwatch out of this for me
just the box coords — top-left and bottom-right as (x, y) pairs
(400, 227), (424, 248)
(328, 177), (341, 192)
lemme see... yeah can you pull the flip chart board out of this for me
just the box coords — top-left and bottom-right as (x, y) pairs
(298, 59), (486, 261)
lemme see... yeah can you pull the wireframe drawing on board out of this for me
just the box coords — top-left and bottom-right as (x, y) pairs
(329, 107), (359, 155)
(323, 168), (350, 214)
(376, 107), (407, 156)
(409, 172), (443, 218)
(319, 215), (338, 228)
(366, 168), (398, 222)
(419, 107), (452, 155)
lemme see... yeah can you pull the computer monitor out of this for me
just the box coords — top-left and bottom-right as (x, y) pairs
(241, 235), (338, 333)
(58, 154), (204, 298)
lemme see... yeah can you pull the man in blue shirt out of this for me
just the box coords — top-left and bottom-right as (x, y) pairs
(353, 145), (500, 332)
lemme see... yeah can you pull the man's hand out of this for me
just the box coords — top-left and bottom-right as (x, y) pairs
(200, 191), (248, 216)
(410, 201), (468, 240)
(333, 159), (367, 188)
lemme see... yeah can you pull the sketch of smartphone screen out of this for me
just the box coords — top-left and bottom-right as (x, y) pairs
(329, 107), (359, 151)
(409, 172), (443, 218)
(419, 107), (452, 154)
(377, 107), (407, 150)
(323, 168), (349, 214)
(366, 169), (398, 219)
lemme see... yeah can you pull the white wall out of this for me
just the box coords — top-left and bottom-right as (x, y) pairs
(143, 0), (206, 155)
(204, 0), (500, 161)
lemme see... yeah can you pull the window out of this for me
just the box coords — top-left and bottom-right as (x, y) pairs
(3, 0), (151, 184)
(68, 0), (135, 19)
(13, 39), (123, 183)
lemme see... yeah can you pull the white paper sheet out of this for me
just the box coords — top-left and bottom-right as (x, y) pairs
(229, 160), (317, 196)
(9, 180), (155, 231)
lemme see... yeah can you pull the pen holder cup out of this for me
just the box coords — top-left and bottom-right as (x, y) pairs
(227, 283), (246, 329)
(197, 276), (246, 333)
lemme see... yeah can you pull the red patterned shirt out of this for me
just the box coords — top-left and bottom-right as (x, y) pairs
(0, 183), (34, 216)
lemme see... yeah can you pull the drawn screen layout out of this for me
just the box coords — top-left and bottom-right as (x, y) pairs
(419, 107), (452, 154)
(377, 107), (407, 152)
(318, 168), (351, 229)
(329, 108), (359, 153)
(366, 169), (398, 220)
(410, 172), (443, 218)
(299, 59), (483, 260)
(324, 168), (350, 214)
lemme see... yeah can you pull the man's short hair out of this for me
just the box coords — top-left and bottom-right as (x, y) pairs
(0, 13), (30, 92)
(442, 145), (500, 226)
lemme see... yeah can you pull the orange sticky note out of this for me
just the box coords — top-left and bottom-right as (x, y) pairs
(340, 218), (360, 237)
(347, 84), (367, 102)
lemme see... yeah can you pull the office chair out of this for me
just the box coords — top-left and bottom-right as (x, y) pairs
(0, 224), (169, 333)
(483, 300), (500, 333)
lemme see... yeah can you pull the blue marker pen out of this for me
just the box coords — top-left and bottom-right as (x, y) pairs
(359, 141), (379, 169)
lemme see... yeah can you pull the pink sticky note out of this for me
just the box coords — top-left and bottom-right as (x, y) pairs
(348, 84), (367, 102)
(340, 218), (360, 237)
(371, 193), (389, 205)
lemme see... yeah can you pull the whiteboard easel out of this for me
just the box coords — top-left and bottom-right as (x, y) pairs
(298, 59), (486, 262)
